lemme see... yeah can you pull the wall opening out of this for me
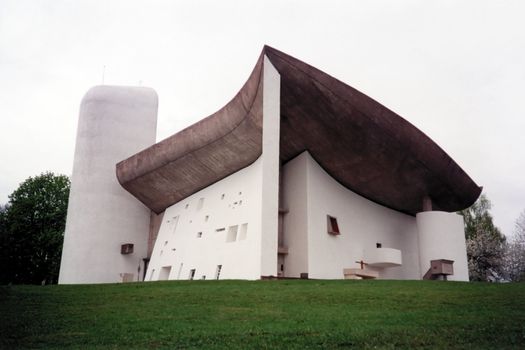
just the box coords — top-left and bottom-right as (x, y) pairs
(226, 225), (239, 242)
(171, 216), (179, 234)
(189, 269), (196, 280)
(239, 223), (248, 240)
(327, 215), (340, 235)
(215, 265), (222, 280)
(376, 242), (382, 248)
(159, 266), (171, 281)
(197, 231), (203, 238)
(197, 197), (205, 210)
(216, 227), (225, 232)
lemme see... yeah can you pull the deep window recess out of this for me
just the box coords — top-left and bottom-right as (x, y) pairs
(150, 269), (156, 281)
(197, 232), (203, 238)
(239, 223), (248, 240)
(215, 265), (222, 280)
(327, 215), (340, 235)
(171, 216), (179, 234)
(189, 269), (196, 280)
(197, 197), (205, 210)
(216, 227), (225, 232)
(226, 225), (239, 242)
(376, 243), (382, 248)
(159, 266), (171, 281)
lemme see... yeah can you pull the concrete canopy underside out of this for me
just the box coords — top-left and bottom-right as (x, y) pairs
(116, 46), (481, 215)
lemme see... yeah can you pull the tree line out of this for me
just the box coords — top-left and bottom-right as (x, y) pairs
(0, 173), (70, 285)
(0, 172), (523, 284)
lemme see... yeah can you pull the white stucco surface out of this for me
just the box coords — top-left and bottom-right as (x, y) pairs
(282, 152), (421, 279)
(416, 211), (469, 281)
(147, 56), (282, 281)
(260, 56), (281, 277)
(146, 157), (264, 281)
(59, 86), (158, 284)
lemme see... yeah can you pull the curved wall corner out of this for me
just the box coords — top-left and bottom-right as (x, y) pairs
(59, 85), (158, 284)
(416, 211), (469, 281)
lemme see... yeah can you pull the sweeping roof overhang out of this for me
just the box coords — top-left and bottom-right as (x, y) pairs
(116, 46), (482, 215)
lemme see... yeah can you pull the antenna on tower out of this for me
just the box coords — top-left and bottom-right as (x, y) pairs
(102, 65), (106, 85)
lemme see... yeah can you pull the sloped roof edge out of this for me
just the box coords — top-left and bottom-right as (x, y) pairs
(116, 45), (481, 215)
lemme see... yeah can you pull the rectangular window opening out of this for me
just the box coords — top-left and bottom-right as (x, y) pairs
(215, 265), (222, 280)
(189, 269), (196, 280)
(376, 243), (382, 248)
(197, 197), (205, 211)
(171, 216), (179, 234)
(327, 215), (340, 235)
(197, 231), (203, 238)
(226, 225), (239, 242)
(159, 266), (171, 281)
(215, 227), (225, 232)
(149, 269), (156, 281)
(239, 223), (248, 240)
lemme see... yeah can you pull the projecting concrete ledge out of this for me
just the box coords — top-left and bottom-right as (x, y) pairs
(116, 45), (481, 215)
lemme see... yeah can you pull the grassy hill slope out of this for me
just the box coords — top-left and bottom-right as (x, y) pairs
(1, 280), (524, 349)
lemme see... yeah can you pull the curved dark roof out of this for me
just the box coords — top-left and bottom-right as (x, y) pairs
(116, 46), (481, 215)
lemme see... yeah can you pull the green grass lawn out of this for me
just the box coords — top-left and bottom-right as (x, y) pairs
(1, 280), (524, 349)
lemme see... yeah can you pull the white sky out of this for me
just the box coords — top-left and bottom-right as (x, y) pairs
(1, 0), (524, 237)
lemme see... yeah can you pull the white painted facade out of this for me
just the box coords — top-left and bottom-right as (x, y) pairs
(148, 158), (263, 281)
(416, 211), (469, 281)
(146, 151), (469, 282)
(59, 86), (158, 284)
(60, 57), (471, 284)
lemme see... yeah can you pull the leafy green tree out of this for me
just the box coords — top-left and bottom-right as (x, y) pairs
(459, 194), (506, 281)
(0, 173), (70, 285)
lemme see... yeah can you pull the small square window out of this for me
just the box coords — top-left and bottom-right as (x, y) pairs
(376, 243), (382, 248)
(197, 232), (203, 238)
(327, 215), (340, 235)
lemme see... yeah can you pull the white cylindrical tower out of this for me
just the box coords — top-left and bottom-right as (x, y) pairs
(416, 211), (469, 281)
(59, 86), (158, 284)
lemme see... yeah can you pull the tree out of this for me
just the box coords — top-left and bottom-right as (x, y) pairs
(0, 173), (70, 285)
(503, 210), (525, 282)
(459, 194), (506, 282)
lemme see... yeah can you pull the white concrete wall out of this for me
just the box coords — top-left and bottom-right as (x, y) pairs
(259, 56), (281, 277)
(283, 152), (421, 280)
(146, 157), (264, 281)
(147, 56), (282, 281)
(281, 152), (309, 277)
(59, 86), (157, 284)
(416, 211), (469, 281)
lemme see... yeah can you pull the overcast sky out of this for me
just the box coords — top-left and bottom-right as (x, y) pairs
(1, 1), (524, 237)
